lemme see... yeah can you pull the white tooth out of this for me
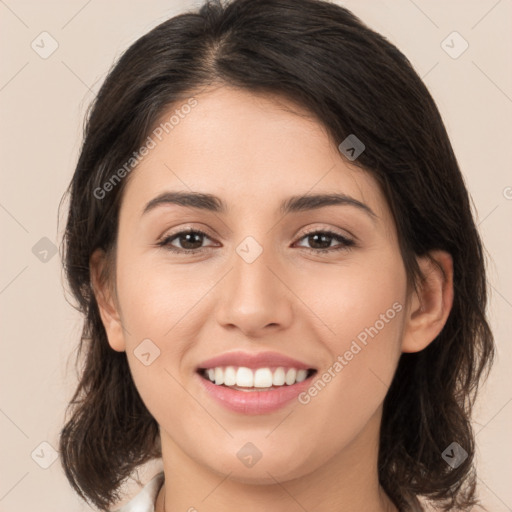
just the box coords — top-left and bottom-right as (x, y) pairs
(296, 369), (308, 382)
(236, 367), (254, 387)
(272, 367), (286, 386)
(224, 366), (237, 386)
(214, 367), (224, 385)
(285, 368), (297, 385)
(254, 368), (273, 388)
(208, 366), (308, 388)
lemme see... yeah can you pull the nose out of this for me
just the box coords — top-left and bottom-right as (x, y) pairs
(215, 244), (294, 338)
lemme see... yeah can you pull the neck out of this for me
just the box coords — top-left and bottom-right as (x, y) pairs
(156, 406), (397, 512)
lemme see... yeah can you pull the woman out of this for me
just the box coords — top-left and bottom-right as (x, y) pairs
(58, 0), (495, 510)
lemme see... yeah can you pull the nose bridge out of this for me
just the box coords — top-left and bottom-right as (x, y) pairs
(215, 232), (293, 334)
(233, 236), (274, 294)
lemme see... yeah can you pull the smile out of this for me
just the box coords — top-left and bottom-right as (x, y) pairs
(199, 365), (316, 389)
(196, 365), (318, 414)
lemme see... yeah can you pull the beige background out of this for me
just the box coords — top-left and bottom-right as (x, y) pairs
(1, 0), (511, 510)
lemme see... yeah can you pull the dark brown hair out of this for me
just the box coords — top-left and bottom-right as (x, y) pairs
(58, 0), (495, 510)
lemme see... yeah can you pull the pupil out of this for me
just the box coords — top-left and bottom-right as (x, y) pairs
(310, 233), (330, 249)
(182, 232), (202, 249)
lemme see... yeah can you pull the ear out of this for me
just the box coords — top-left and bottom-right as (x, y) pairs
(89, 248), (126, 352)
(401, 250), (454, 353)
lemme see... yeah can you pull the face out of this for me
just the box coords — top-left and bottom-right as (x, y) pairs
(97, 86), (412, 483)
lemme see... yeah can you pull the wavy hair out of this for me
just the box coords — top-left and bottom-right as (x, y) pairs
(58, 0), (495, 510)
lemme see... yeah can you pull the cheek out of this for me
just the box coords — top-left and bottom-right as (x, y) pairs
(293, 252), (406, 434)
(296, 247), (407, 347)
(112, 251), (184, 371)
(115, 251), (206, 338)
(114, 254), (218, 417)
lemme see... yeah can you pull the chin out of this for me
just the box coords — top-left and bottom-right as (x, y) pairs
(203, 449), (315, 484)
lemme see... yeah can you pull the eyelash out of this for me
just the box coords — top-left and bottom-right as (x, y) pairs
(156, 228), (355, 255)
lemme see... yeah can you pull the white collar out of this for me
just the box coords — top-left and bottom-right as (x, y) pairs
(113, 472), (164, 512)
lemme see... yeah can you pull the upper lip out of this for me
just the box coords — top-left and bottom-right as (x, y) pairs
(197, 351), (316, 370)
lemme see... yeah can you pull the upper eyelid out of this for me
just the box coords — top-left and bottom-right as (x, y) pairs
(160, 226), (354, 247)
(160, 224), (353, 238)
(299, 225), (355, 240)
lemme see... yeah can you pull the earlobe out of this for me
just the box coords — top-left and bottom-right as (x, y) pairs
(401, 250), (454, 353)
(89, 248), (126, 352)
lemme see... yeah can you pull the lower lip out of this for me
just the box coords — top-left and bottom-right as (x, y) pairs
(196, 371), (316, 415)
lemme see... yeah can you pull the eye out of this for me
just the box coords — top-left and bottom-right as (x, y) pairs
(157, 228), (355, 255)
(157, 229), (216, 254)
(294, 230), (355, 254)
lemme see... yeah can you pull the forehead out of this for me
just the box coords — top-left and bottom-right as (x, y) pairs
(120, 86), (387, 222)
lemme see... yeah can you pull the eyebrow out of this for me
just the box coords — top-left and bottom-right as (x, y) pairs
(142, 191), (377, 220)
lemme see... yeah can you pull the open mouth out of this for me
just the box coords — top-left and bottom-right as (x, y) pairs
(196, 366), (317, 391)
(195, 362), (319, 414)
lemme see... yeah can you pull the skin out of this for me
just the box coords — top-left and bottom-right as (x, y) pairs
(90, 86), (453, 511)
